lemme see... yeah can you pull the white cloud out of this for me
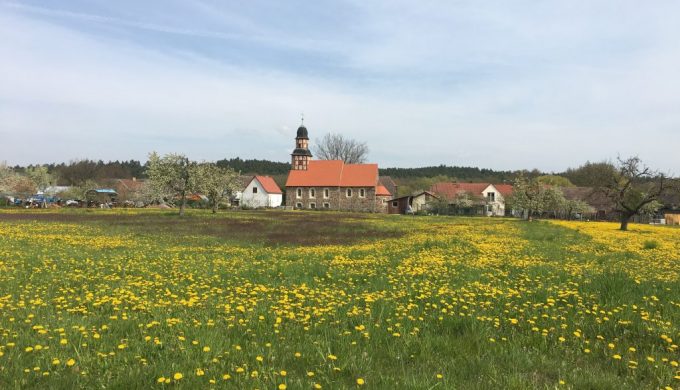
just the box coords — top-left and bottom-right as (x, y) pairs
(0, 1), (679, 173)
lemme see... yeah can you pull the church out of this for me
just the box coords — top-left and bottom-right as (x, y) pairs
(285, 123), (392, 212)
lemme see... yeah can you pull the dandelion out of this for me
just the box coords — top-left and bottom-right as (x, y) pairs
(203, 346), (210, 352)
(357, 378), (365, 385)
(278, 384), (287, 390)
(173, 372), (183, 380)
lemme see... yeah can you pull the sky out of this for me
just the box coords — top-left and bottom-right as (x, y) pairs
(1, 1), (679, 173)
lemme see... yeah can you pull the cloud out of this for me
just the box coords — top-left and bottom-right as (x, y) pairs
(0, 1), (679, 173)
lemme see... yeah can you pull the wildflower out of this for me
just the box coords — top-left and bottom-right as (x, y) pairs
(66, 359), (76, 367)
(52, 359), (60, 365)
(279, 384), (287, 390)
(613, 354), (622, 360)
(280, 370), (287, 376)
(196, 368), (205, 376)
(357, 378), (365, 385)
(157, 377), (165, 383)
(173, 372), (183, 380)
(328, 354), (337, 360)
(203, 346), (210, 352)
(222, 374), (231, 380)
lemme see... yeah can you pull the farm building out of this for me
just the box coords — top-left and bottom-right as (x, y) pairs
(429, 182), (512, 216)
(388, 191), (439, 214)
(285, 123), (391, 212)
(241, 176), (283, 208)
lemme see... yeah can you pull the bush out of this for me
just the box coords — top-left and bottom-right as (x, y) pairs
(642, 240), (659, 250)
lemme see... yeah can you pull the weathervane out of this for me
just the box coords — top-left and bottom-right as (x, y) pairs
(301, 113), (304, 126)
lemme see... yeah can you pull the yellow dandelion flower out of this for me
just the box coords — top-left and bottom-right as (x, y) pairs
(66, 359), (76, 367)
(357, 378), (365, 385)
(173, 372), (183, 380)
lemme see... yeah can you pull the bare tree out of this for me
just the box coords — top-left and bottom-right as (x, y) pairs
(598, 156), (675, 231)
(314, 133), (369, 164)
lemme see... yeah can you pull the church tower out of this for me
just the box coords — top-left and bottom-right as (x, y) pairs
(291, 120), (312, 170)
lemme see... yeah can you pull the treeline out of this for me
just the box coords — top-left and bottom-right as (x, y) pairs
(13, 160), (146, 186)
(215, 158), (290, 175)
(379, 165), (517, 182)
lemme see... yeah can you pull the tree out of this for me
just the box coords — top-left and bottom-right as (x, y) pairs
(536, 175), (574, 187)
(508, 174), (546, 219)
(314, 133), (369, 163)
(26, 166), (55, 192)
(597, 156), (675, 231)
(146, 152), (195, 216)
(192, 163), (240, 213)
(563, 161), (617, 187)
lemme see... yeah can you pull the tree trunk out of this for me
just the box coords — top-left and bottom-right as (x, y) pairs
(179, 192), (186, 217)
(619, 213), (632, 231)
(212, 201), (218, 214)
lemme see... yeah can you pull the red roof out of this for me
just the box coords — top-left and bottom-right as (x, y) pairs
(430, 182), (513, 201)
(253, 176), (282, 194)
(376, 185), (391, 196)
(494, 184), (513, 197)
(430, 182), (487, 200)
(285, 160), (379, 188)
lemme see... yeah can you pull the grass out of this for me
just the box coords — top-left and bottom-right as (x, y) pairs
(0, 209), (678, 389)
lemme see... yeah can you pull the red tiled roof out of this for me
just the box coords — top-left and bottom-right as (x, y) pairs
(494, 184), (514, 197)
(430, 182), (489, 200)
(285, 160), (379, 188)
(253, 176), (282, 194)
(376, 185), (391, 196)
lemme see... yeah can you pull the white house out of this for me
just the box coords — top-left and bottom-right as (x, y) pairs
(241, 176), (283, 208)
(480, 184), (513, 216)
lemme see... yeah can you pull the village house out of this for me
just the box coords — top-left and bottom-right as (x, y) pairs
(429, 182), (513, 216)
(284, 124), (391, 212)
(240, 175), (283, 208)
(388, 191), (439, 214)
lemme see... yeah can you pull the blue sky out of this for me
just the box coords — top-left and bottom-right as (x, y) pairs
(1, 1), (679, 172)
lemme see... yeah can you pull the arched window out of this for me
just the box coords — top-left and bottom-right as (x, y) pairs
(346, 188), (352, 197)
(296, 188), (302, 198)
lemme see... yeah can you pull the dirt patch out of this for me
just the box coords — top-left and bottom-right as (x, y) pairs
(0, 210), (403, 246)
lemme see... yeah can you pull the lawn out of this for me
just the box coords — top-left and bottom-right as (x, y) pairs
(0, 209), (678, 389)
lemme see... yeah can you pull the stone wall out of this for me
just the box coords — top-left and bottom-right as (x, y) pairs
(285, 186), (387, 213)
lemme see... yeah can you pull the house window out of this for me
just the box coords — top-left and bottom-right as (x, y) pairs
(359, 188), (366, 198)
(252, 187), (258, 194)
(487, 192), (495, 202)
(382, 198), (387, 204)
(346, 188), (352, 197)
(296, 188), (302, 198)
(309, 188), (316, 198)
(295, 202), (302, 209)
(309, 202), (316, 209)
(323, 202), (330, 209)
(392, 201), (398, 207)
(323, 188), (329, 198)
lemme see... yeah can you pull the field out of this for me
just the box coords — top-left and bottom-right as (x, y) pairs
(0, 209), (678, 389)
